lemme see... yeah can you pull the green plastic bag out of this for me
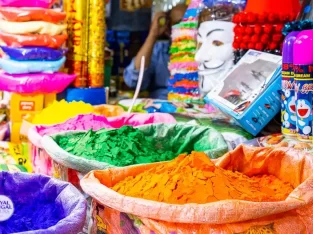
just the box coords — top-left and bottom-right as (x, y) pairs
(41, 123), (228, 174)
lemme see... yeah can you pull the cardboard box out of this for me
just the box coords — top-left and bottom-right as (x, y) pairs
(10, 93), (44, 122)
(206, 50), (282, 136)
(11, 122), (28, 144)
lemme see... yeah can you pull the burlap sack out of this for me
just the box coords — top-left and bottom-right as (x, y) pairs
(81, 145), (313, 233)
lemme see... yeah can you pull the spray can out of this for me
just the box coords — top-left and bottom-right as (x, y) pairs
(294, 30), (313, 142)
(281, 31), (299, 136)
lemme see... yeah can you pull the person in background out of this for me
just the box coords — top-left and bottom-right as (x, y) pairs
(124, 4), (188, 100)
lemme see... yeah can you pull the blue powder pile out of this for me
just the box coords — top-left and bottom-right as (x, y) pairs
(0, 172), (65, 233)
(0, 201), (64, 233)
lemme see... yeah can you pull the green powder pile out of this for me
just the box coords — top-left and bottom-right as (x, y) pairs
(55, 126), (178, 166)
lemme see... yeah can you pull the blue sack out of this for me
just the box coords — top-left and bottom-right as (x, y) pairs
(0, 172), (86, 234)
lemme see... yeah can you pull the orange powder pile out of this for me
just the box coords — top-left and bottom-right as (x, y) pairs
(112, 152), (294, 204)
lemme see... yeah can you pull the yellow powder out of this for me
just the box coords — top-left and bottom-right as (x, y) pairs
(32, 100), (96, 125)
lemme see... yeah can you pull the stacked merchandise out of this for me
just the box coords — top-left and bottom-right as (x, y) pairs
(168, 0), (201, 103)
(0, 0), (75, 143)
(232, 0), (300, 63)
(64, 0), (107, 105)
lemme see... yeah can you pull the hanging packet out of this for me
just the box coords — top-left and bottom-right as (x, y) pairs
(0, 57), (65, 74)
(0, 7), (66, 23)
(0, 32), (67, 48)
(0, 46), (67, 61)
(0, 72), (75, 93)
(0, 20), (67, 36)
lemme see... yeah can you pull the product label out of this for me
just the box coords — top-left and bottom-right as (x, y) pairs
(19, 101), (35, 111)
(0, 195), (14, 221)
(281, 63), (297, 135)
(294, 64), (313, 141)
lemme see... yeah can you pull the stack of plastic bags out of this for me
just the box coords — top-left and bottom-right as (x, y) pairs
(168, 0), (201, 103)
(0, 0), (76, 94)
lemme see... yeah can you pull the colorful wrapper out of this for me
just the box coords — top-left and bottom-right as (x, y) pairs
(168, 72), (198, 84)
(168, 87), (199, 94)
(64, 0), (89, 87)
(168, 92), (202, 103)
(87, 0), (105, 88)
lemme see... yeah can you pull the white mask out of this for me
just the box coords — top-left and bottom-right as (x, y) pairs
(195, 21), (235, 96)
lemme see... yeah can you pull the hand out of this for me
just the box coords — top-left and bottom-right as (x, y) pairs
(149, 12), (168, 39)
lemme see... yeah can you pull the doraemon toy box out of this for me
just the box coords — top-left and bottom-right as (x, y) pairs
(205, 50), (282, 136)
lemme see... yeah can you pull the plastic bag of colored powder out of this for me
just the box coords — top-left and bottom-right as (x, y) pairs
(0, 171), (86, 233)
(81, 145), (313, 234)
(0, 32), (67, 49)
(41, 123), (228, 174)
(0, 0), (55, 8)
(0, 46), (67, 61)
(0, 7), (66, 23)
(0, 57), (65, 74)
(0, 72), (75, 94)
(0, 20), (67, 36)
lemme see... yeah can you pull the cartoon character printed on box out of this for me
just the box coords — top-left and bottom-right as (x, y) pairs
(296, 99), (313, 139)
(282, 90), (297, 133)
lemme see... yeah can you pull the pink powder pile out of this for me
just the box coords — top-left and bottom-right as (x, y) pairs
(34, 113), (176, 136)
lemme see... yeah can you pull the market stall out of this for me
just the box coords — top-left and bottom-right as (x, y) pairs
(1, 0), (313, 233)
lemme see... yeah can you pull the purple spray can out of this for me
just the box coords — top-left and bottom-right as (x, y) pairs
(282, 31), (299, 136)
(294, 30), (313, 142)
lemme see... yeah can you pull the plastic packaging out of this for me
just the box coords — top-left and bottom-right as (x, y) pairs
(0, 72), (76, 94)
(81, 145), (313, 233)
(41, 123), (228, 174)
(65, 0), (89, 88)
(0, 32), (67, 48)
(0, 20), (66, 36)
(0, 171), (86, 234)
(0, 57), (66, 74)
(0, 7), (66, 23)
(28, 113), (176, 176)
(0, 46), (67, 61)
(0, 0), (55, 8)
(87, 0), (106, 87)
